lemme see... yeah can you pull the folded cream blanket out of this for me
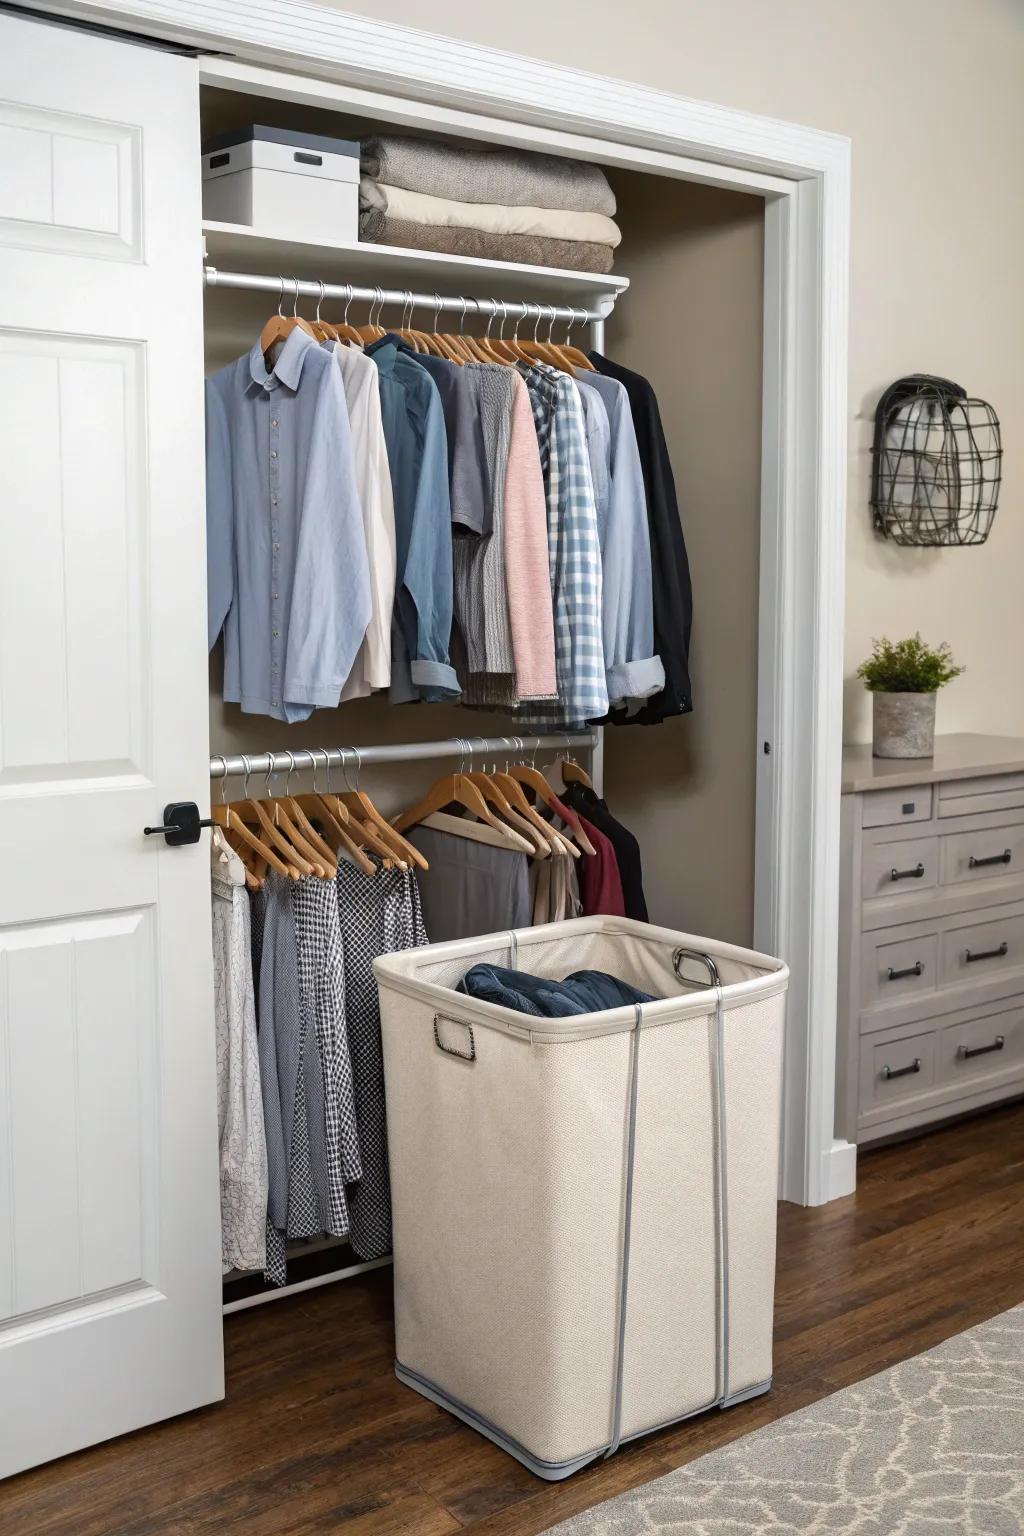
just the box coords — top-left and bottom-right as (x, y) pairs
(359, 213), (616, 275)
(360, 180), (621, 247)
(361, 134), (615, 215)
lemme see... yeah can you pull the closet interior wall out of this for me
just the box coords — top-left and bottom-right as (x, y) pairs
(202, 88), (765, 927)
(603, 174), (764, 944)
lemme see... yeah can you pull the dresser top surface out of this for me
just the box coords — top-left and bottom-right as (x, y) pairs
(842, 733), (1024, 794)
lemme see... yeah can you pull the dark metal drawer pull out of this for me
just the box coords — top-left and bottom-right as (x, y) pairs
(881, 1058), (921, 1080)
(890, 862), (925, 882)
(887, 961), (923, 981)
(957, 1034), (1005, 1060)
(964, 941), (1009, 964)
(968, 849), (1012, 868)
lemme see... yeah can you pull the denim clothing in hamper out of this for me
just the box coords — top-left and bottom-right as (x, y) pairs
(205, 326), (372, 723)
(456, 964), (656, 1017)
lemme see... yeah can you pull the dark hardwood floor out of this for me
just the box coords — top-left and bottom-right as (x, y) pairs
(4, 1102), (1023, 1536)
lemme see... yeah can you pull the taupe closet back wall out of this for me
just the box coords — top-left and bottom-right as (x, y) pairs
(604, 177), (764, 943)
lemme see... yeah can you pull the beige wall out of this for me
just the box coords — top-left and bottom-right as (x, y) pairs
(324, 0), (1024, 745)
(603, 175), (763, 941)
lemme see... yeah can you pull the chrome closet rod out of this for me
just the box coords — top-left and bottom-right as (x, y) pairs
(210, 732), (598, 781)
(203, 265), (611, 324)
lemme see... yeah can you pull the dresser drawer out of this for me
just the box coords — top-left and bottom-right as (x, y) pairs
(940, 910), (1024, 988)
(862, 785), (933, 829)
(860, 1028), (936, 1113)
(861, 929), (937, 1009)
(938, 772), (1024, 819)
(862, 834), (938, 901)
(938, 1002), (1024, 1085)
(939, 821), (1024, 888)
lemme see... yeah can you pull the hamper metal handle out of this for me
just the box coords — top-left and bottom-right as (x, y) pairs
(432, 1014), (476, 1062)
(673, 948), (722, 988)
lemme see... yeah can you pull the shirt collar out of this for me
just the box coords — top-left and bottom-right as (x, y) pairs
(247, 326), (316, 392)
(365, 335), (400, 374)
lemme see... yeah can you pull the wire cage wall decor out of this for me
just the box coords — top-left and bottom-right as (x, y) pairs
(871, 374), (1002, 546)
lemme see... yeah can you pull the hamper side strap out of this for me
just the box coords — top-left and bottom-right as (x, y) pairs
(605, 1001), (643, 1460)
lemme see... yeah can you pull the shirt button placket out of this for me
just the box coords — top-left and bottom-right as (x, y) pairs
(269, 397), (282, 711)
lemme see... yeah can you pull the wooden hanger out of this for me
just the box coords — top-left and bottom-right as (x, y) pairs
(276, 753), (338, 876)
(330, 284), (366, 346)
(557, 307), (597, 372)
(230, 756), (318, 878)
(393, 767), (533, 853)
(464, 769), (550, 858)
(213, 819), (264, 890)
(211, 801), (296, 881)
(492, 770), (578, 859)
(356, 285), (388, 344)
(507, 762), (598, 855)
(522, 305), (581, 375)
(259, 276), (318, 360)
(295, 750), (377, 876)
(310, 280), (340, 343)
(558, 754), (595, 789)
(333, 748), (428, 870)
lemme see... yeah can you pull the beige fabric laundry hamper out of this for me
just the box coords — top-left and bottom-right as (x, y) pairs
(373, 916), (788, 1480)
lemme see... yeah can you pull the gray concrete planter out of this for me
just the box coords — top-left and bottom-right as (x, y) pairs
(871, 691), (937, 758)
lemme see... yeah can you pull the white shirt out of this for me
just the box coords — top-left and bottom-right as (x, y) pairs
(326, 341), (398, 699)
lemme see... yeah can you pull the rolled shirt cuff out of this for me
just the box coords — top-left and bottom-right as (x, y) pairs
(606, 654), (666, 709)
(410, 657), (461, 700)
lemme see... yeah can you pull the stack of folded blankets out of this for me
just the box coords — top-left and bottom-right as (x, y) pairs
(359, 134), (620, 274)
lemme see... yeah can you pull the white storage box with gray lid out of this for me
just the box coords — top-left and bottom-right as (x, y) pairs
(373, 915), (788, 1480)
(201, 125), (359, 244)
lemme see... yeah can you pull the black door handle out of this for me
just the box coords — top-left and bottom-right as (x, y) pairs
(143, 802), (213, 847)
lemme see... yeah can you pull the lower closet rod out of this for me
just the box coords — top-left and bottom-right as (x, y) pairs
(210, 731), (599, 780)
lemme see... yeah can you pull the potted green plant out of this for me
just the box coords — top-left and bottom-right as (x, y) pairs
(857, 634), (964, 759)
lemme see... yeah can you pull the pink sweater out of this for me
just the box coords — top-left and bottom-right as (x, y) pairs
(504, 374), (557, 700)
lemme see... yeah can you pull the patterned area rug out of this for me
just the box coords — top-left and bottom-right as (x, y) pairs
(544, 1305), (1024, 1535)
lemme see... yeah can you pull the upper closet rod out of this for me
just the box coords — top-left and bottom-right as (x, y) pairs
(210, 731), (599, 781)
(203, 266), (611, 325)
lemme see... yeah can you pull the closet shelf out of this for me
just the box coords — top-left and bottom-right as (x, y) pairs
(201, 221), (628, 314)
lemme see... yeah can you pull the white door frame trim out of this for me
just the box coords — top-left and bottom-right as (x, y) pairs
(21, 0), (854, 1206)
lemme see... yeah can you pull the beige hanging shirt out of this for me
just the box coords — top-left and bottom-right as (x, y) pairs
(326, 341), (397, 699)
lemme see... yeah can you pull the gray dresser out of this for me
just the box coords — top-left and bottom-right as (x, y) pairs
(837, 733), (1024, 1145)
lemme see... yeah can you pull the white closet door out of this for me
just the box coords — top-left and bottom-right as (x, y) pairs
(0, 13), (222, 1477)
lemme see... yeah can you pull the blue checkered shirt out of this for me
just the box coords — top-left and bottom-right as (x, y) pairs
(516, 364), (607, 727)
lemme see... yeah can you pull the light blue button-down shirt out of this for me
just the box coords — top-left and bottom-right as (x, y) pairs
(205, 327), (372, 723)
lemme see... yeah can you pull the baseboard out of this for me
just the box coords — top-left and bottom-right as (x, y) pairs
(820, 1137), (857, 1202)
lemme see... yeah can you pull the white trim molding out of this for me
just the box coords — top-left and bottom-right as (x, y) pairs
(18, 0), (855, 1206)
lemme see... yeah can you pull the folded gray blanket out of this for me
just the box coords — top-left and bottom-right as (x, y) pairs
(361, 212), (615, 275)
(361, 134), (615, 216)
